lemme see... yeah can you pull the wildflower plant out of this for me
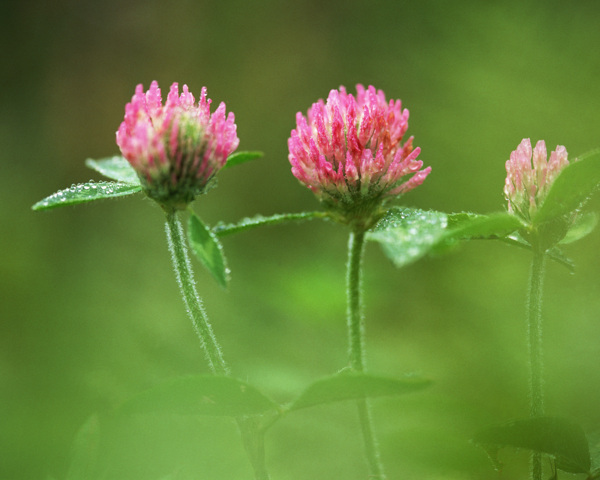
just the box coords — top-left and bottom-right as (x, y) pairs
(474, 139), (600, 480)
(288, 84), (432, 478)
(32, 81), (600, 480)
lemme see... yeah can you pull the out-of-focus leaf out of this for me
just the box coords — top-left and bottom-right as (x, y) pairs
(288, 371), (431, 411)
(501, 232), (576, 272)
(560, 212), (598, 245)
(85, 156), (141, 185)
(474, 416), (591, 474)
(65, 414), (99, 480)
(442, 212), (524, 242)
(213, 211), (327, 237)
(222, 151), (263, 170)
(119, 375), (279, 417)
(32, 182), (142, 211)
(367, 207), (448, 267)
(188, 213), (229, 288)
(534, 149), (600, 224)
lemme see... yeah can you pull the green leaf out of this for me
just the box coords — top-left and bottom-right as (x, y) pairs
(288, 371), (431, 411)
(367, 207), (448, 268)
(213, 211), (327, 237)
(474, 416), (591, 474)
(534, 149), (600, 224)
(85, 156), (141, 185)
(443, 212), (524, 242)
(119, 375), (279, 417)
(188, 213), (230, 288)
(560, 212), (598, 244)
(501, 234), (576, 272)
(32, 182), (142, 211)
(65, 414), (99, 480)
(222, 151), (263, 170)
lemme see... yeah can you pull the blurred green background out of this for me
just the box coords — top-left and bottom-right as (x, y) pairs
(2, 0), (600, 478)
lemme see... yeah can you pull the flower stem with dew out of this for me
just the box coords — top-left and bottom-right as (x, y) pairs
(347, 229), (387, 479)
(166, 209), (271, 479)
(527, 242), (547, 480)
(165, 209), (229, 376)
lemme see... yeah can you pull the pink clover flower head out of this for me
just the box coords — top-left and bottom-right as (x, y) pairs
(504, 138), (569, 220)
(116, 81), (239, 209)
(288, 85), (431, 228)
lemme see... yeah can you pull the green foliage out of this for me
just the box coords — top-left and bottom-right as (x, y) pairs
(534, 149), (600, 225)
(288, 371), (431, 411)
(85, 156), (141, 185)
(118, 375), (279, 417)
(31, 181), (142, 211)
(560, 212), (598, 245)
(442, 212), (524, 242)
(367, 206), (596, 270)
(188, 212), (229, 288)
(367, 207), (448, 267)
(367, 208), (524, 267)
(213, 211), (327, 237)
(222, 151), (263, 170)
(474, 416), (591, 474)
(500, 233), (575, 272)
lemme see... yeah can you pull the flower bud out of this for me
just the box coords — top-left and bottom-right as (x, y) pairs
(116, 81), (239, 209)
(504, 138), (569, 221)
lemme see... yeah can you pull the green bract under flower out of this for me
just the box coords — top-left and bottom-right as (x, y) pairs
(116, 81), (239, 209)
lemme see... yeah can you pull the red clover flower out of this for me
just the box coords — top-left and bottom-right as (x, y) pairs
(288, 85), (431, 229)
(504, 138), (569, 222)
(116, 81), (239, 209)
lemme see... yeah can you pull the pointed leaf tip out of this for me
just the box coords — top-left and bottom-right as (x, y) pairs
(289, 371), (431, 411)
(222, 151), (263, 170)
(32, 182), (142, 211)
(85, 156), (141, 185)
(188, 212), (230, 288)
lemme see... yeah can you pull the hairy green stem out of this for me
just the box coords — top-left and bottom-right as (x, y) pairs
(527, 245), (547, 480)
(165, 210), (270, 479)
(347, 229), (386, 479)
(165, 210), (229, 376)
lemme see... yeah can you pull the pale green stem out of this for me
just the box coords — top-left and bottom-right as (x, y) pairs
(165, 210), (229, 376)
(165, 210), (270, 479)
(527, 245), (547, 480)
(347, 229), (387, 479)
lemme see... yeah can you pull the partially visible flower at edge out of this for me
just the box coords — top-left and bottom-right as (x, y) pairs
(504, 138), (569, 222)
(288, 85), (431, 230)
(116, 81), (239, 209)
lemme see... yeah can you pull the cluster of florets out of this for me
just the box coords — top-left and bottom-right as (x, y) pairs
(504, 138), (569, 221)
(288, 85), (431, 227)
(116, 81), (239, 209)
